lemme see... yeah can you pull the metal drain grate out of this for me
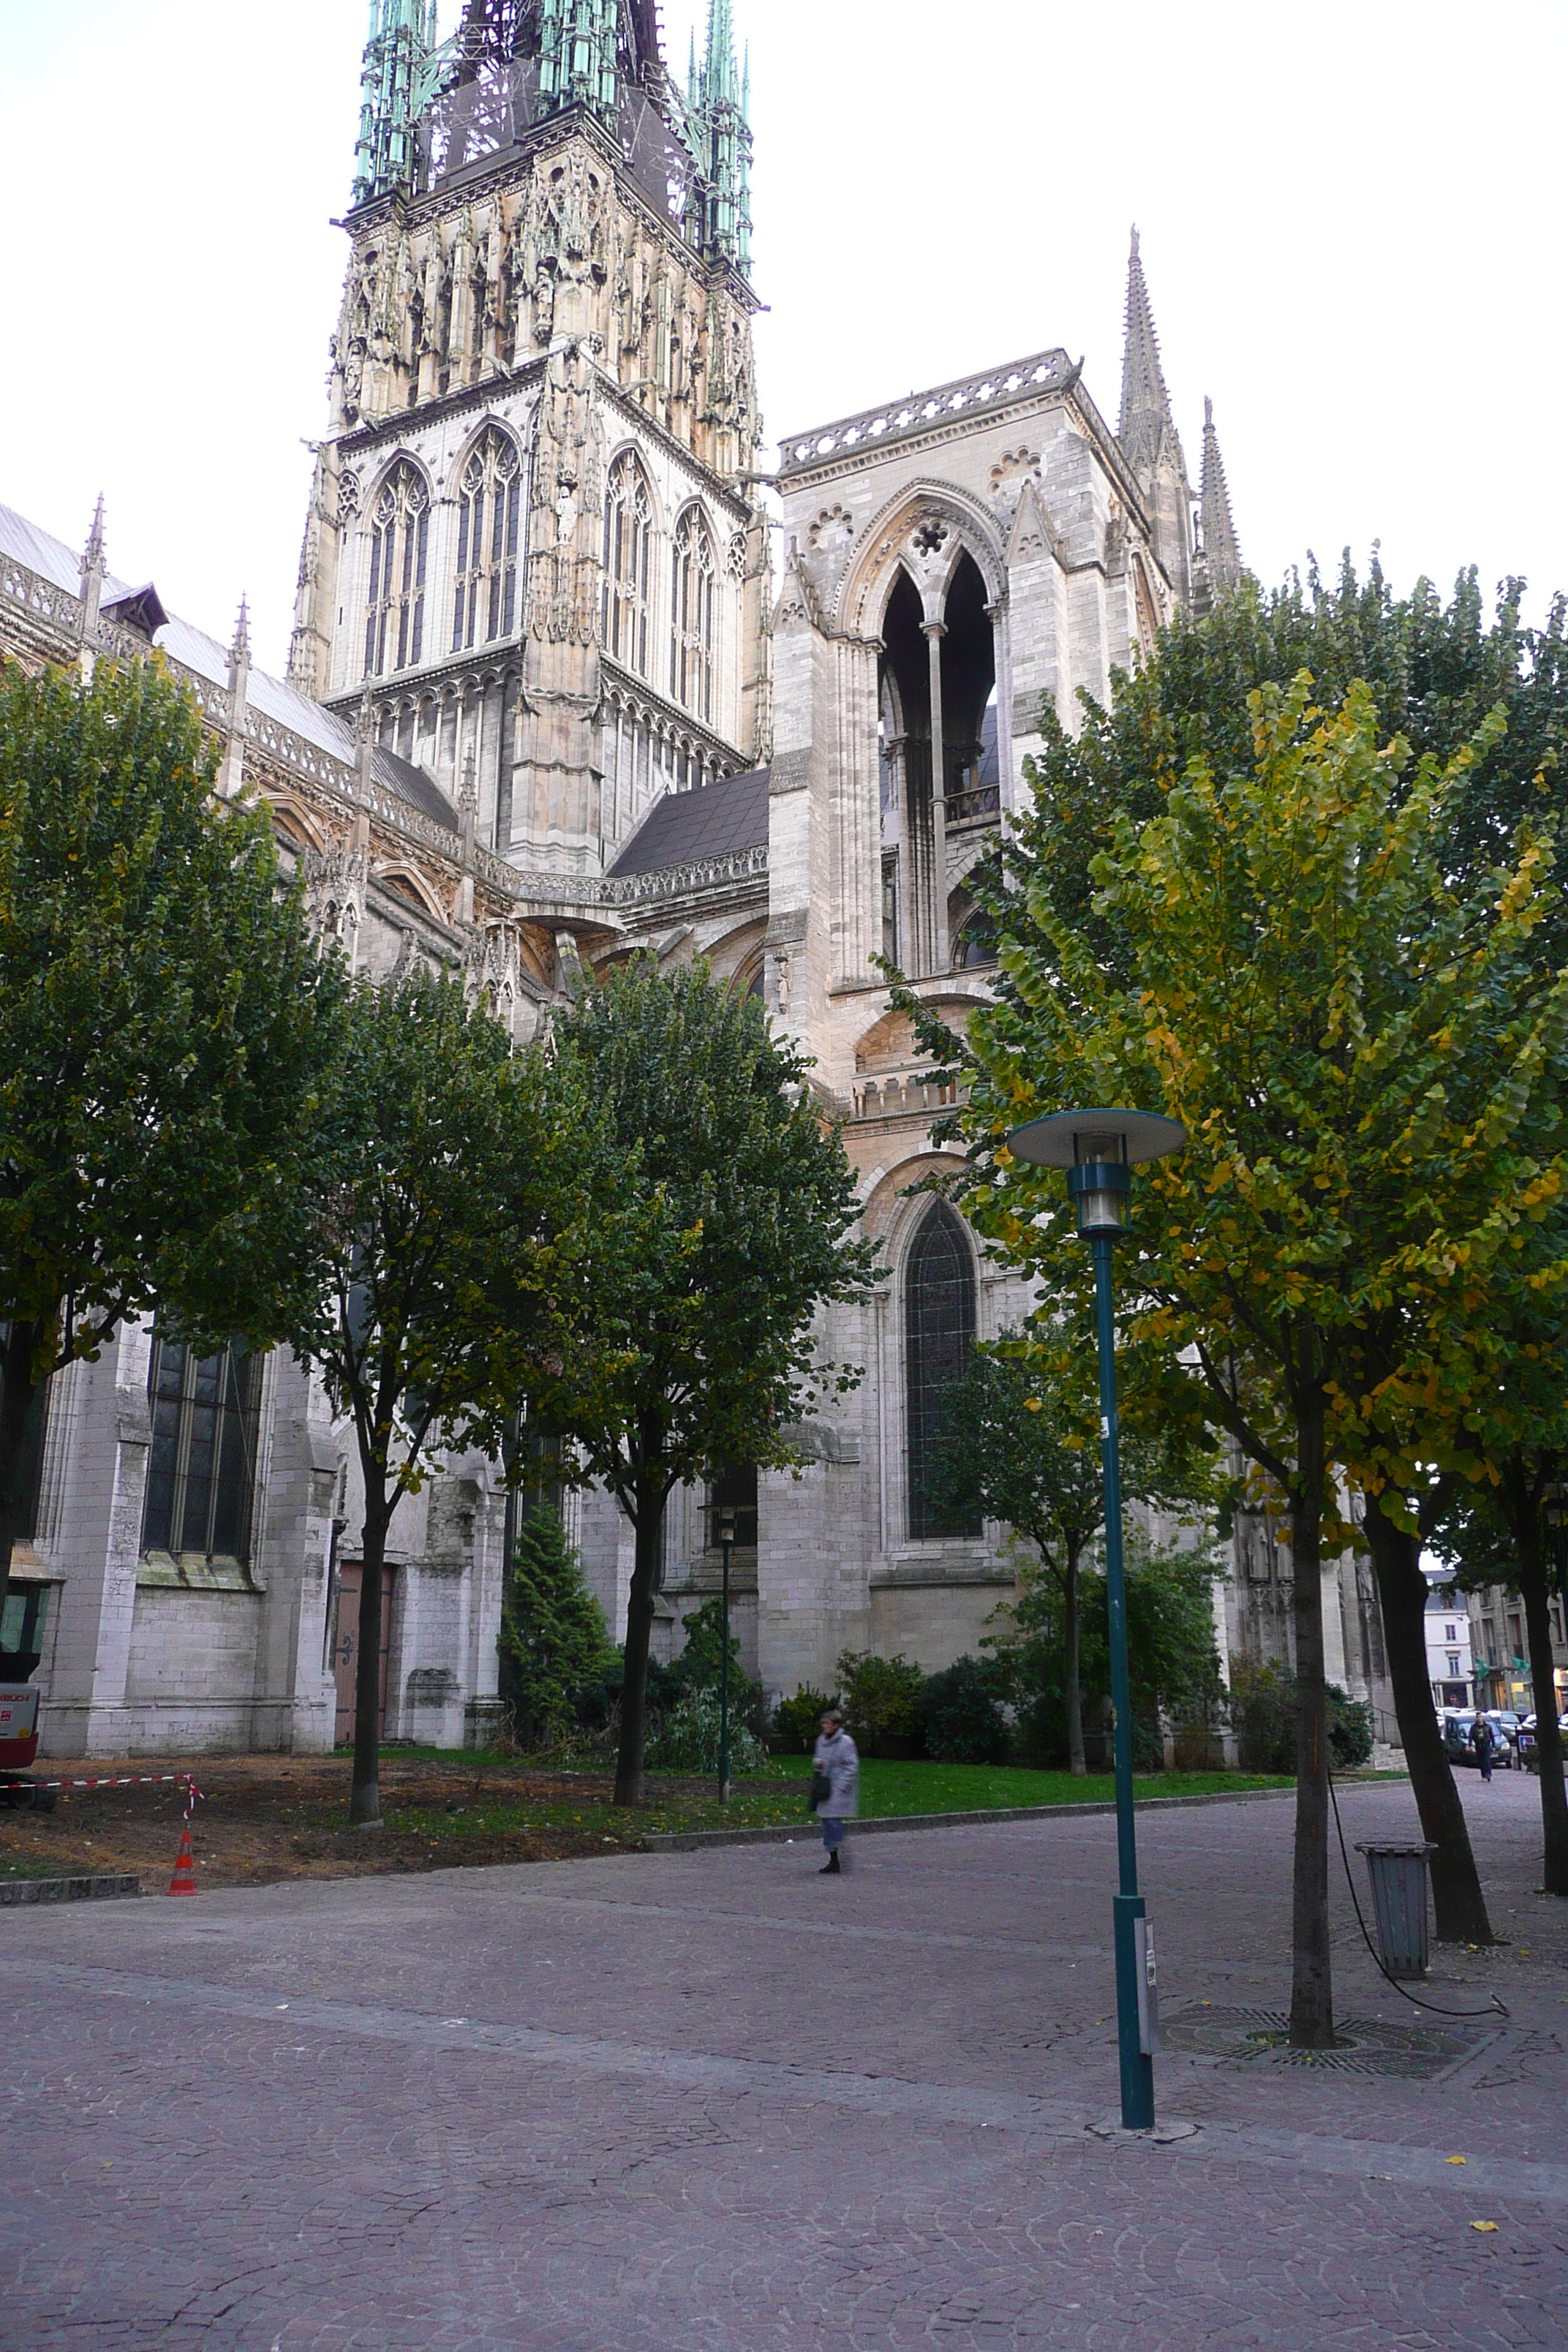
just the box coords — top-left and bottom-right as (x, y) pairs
(1162, 2002), (1493, 2079)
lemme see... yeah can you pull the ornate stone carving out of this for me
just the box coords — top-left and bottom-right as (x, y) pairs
(304, 837), (367, 951)
(524, 341), (604, 644)
(807, 504), (854, 556)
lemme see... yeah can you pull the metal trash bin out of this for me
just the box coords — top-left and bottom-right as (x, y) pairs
(1355, 1841), (1436, 1979)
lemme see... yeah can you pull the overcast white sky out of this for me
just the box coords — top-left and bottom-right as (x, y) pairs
(4, 1), (1564, 676)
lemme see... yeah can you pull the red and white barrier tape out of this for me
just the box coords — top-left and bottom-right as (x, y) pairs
(0, 1771), (203, 1816)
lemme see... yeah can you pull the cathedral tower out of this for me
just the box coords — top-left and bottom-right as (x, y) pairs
(290, 0), (769, 877)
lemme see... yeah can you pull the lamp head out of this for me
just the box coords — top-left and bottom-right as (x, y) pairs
(1006, 1108), (1186, 1239)
(717, 1507), (736, 1546)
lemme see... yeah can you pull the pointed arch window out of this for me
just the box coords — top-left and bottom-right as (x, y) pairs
(363, 462), (431, 677)
(452, 429), (521, 652)
(603, 453), (652, 677)
(905, 1200), (979, 1540)
(670, 506), (716, 720)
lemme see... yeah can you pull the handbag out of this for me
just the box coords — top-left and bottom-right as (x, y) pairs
(808, 1767), (831, 1810)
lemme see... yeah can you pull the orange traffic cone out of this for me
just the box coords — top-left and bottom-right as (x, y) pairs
(167, 1821), (197, 1896)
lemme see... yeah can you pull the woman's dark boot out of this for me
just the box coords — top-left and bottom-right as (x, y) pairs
(819, 1851), (840, 1874)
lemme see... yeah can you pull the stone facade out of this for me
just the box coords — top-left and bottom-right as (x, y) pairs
(0, 0), (1394, 1755)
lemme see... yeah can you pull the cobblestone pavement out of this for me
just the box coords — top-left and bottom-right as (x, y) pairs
(1, 1773), (1564, 2349)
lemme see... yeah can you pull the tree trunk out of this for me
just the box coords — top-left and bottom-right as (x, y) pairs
(1288, 1392), (1335, 2048)
(1063, 1545), (1085, 1776)
(350, 1490), (391, 1827)
(0, 1321), (41, 1627)
(1362, 1493), (1495, 1941)
(614, 1452), (664, 1810)
(1520, 1553), (1568, 1898)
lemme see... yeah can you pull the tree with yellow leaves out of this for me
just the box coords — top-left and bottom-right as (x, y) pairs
(903, 674), (1568, 2045)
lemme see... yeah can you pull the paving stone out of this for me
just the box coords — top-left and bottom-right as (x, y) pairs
(0, 1774), (1563, 2348)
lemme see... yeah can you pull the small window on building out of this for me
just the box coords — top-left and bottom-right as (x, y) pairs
(142, 1338), (261, 1567)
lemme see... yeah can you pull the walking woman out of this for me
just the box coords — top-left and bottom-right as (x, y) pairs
(813, 1707), (859, 1874)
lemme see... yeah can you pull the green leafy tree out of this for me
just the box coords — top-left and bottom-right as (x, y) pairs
(961, 559), (1568, 1936)
(0, 656), (342, 1621)
(500, 1505), (617, 1746)
(519, 960), (881, 1807)
(989, 1537), (1224, 1773)
(1031, 563), (1568, 965)
(285, 970), (592, 1827)
(908, 673), (1568, 2042)
(924, 1336), (1217, 1774)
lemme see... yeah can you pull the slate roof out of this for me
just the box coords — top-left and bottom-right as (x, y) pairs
(608, 764), (770, 876)
(0, 502), (460, 835)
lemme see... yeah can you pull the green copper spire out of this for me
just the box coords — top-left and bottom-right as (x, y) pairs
(537, 0), (622, 123)
(352, 0), (434, 206)
(689, 0), (752, 274)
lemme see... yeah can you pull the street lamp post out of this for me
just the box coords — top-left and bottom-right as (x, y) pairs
(717, 1505), (736, 1803)
(1006, 1107), (1186, 2133)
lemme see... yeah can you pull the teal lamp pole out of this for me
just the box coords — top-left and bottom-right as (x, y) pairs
(1006, 1107), (1186, 2132)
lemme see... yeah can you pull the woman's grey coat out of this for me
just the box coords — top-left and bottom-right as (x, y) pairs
(813, 1727), (859, 1817)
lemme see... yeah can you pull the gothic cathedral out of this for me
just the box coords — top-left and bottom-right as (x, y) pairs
(0, 0), (1391, 1754)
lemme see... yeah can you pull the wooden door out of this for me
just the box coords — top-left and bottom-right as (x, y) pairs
(332, 1561), (393, 1746)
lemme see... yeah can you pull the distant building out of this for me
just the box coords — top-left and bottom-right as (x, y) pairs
(1467, 1582), (1567, 1718)
(1424, 1572), (1474, 1710)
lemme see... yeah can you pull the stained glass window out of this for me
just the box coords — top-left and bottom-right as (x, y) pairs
(905, 1200), (979, 1539)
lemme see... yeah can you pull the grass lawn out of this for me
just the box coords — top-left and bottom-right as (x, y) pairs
(758, 1755), (1295, 1817)
(370, 1750), (1300, 1854)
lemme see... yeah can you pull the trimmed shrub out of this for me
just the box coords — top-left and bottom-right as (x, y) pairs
(837, 1649), (927, 1756)
(1229, 1657), (1375, 1772)
(921, 1656), (1010, 1764)
(1328, 1686), (1374, 1768)
(646, 1685), (767, 1776)
(772, 1684), (837, 1753)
